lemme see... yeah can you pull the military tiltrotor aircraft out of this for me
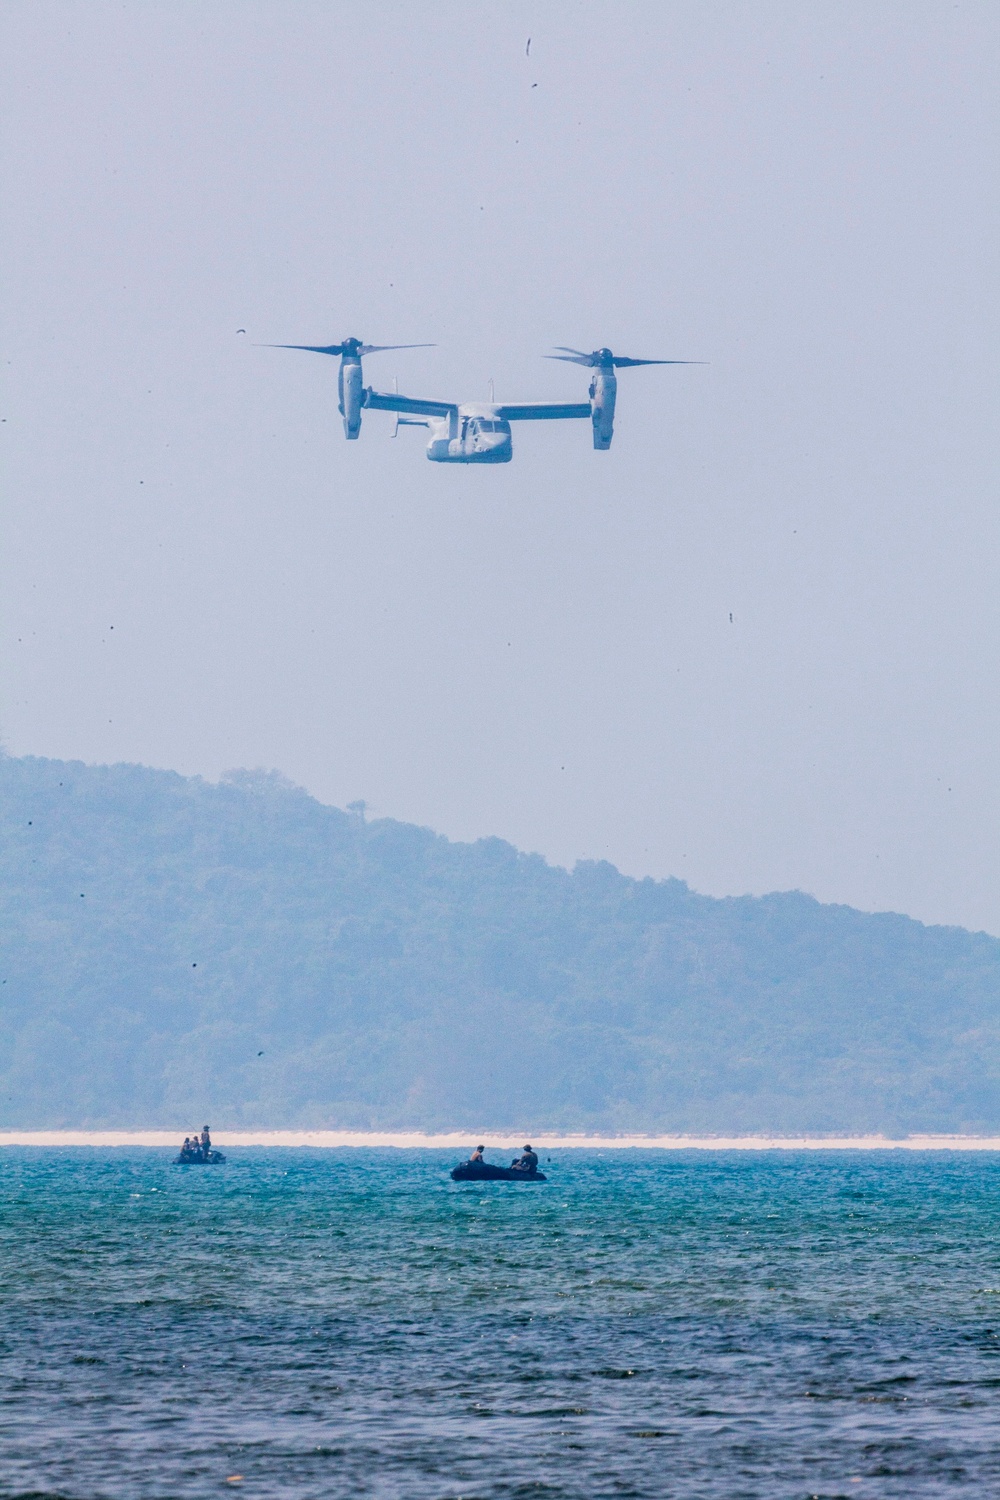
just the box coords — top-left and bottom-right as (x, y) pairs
(262, 336), (699, 464)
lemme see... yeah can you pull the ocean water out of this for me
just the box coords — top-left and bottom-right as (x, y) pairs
(2, 1150), (1000, 1498)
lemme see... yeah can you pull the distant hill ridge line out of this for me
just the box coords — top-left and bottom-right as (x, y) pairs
(1, 752), (999, 1133)
(0, 749), (976, 928)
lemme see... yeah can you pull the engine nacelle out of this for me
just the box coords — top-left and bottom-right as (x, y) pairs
(589, 366), (617, 450)
(338, 357), (364, 439)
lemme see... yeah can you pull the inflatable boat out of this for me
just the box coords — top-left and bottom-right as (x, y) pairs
(451, 1160), (546, 1182)
(174, 1148), (226, 1165)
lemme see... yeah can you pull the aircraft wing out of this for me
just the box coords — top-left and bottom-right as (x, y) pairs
(363, 388), (456, 418)
(496, 402), (592, 421)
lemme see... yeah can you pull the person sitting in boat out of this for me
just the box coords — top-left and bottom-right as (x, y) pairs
(469, 1145), (486, 1163)
(512, 1145), (538, 1173)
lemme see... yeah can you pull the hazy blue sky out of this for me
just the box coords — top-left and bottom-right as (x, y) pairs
(2, 2), (998, 932)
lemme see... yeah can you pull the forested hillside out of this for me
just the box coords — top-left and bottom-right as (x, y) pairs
(1, 753), (998, 1132)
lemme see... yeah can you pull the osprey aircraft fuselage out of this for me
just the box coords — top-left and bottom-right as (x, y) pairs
(262, 337), (699, 464)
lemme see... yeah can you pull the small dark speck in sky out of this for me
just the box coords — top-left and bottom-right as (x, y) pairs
(237, 329), (246, 334)
(526, 37), (530, 56)
(258, 1051), (264, 1056)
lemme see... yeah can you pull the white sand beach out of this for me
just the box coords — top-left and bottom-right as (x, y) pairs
(3, 1130), (1000, 1150)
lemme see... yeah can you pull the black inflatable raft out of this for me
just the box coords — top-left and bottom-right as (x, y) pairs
(451, 1161), (546, 1182)
(174, 1149), (226, 1165)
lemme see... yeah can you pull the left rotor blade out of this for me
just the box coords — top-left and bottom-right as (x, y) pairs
(255, 343), (345, 355)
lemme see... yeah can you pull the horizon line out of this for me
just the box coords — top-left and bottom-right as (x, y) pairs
(4, 1130), (1000, 1151)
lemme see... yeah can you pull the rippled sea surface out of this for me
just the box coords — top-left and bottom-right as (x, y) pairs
(3, 1149), (1000, 1498)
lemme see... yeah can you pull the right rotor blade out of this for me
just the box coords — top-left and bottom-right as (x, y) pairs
(360, 343), (436, 356)
(612, 357), (702, 367)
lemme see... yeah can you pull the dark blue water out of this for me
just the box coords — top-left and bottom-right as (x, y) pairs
(2, 1149), (1000, 1498)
